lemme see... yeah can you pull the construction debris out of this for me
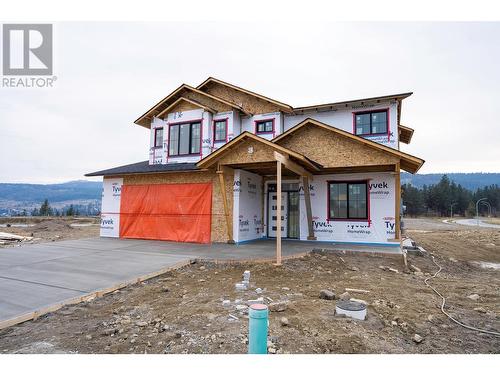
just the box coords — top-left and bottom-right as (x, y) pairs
(345, 288), (370, 294)
(409, 264), (422, 273)
(0, 232), (33, 242)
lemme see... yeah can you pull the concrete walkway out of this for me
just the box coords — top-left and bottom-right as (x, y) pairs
(0, 237), (399, 327)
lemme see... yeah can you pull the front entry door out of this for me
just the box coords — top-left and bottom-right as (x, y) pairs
(287, 191), (300, 239)
(268, 192), (287, 238)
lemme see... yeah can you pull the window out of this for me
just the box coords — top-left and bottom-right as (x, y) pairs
(354, 110), (388, 136)
(168, 121), (201, 156)
(154, 128), (163, 148)
(328, 181), (368, 220)
(213, 119), (227, 142)
(255, 119), (274, 134)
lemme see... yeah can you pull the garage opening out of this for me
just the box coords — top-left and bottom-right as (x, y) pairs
(119, 183), (212, 243)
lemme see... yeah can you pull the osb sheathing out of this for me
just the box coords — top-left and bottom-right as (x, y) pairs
(165, 100), (202, 115)
(277, 125), (399, 168)
(201, 81), (282, 115)
(123, 169), (234, 243)
(182, 90), (233, 113)
(217, 138), (277, 166)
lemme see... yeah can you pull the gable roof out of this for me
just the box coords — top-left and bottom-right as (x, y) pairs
(272, 118), (424, 174)
(196, 77), (294, 114)
(196, 131), (321, 172)
(134, 84), (250, 128)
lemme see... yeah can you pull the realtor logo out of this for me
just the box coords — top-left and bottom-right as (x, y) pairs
(2, 24), (52, 75)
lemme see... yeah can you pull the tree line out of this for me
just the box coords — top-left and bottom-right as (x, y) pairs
(30, 199), (80, 217)
(11, 199), (100, 217)
(402, 175), (499, 217)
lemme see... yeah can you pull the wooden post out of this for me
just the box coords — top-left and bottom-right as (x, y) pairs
(217, 166), (234, 244)
(302, 176), (316, 240)
(276, 160), (282, 266)
(395, 162), (401, 240)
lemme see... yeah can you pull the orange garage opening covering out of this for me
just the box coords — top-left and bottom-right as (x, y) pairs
(119, 183), (212, 243)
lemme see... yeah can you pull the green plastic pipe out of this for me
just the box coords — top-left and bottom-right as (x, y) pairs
(248, 304), (268, 354)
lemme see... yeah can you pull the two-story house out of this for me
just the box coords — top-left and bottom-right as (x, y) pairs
(86, 77), (424, 251)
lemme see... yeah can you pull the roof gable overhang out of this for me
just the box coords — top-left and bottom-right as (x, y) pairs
(196, 131), (321, 173)
(273, 118), (424, 174)
(398, 124), (414, 144)
(134, 84), (250, 128)
(196, 77), (294, 114)
(292, 92), (413, 114)
(156, 97), (217, 118)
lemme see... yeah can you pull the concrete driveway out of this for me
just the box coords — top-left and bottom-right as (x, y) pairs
(0, 237), (310, 326)
(0, 237), (399, 327)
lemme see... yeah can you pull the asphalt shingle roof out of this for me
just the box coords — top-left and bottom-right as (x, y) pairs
(85, 161), (199, 177)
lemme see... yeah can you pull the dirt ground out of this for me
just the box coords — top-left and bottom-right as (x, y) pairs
(0, 217), (99, 246)
(0, 217), (498, 354)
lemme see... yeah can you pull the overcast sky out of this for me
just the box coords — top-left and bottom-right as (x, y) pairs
(1, 22), (499, 183)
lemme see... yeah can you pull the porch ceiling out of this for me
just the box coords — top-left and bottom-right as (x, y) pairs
(223, 161), (301, 177)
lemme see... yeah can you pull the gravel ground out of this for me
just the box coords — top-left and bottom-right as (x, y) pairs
(0, 217), (498, 354)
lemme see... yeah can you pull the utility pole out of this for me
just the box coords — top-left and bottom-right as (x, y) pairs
(476, 198), (487, 225)
(480, 201), (492, 217)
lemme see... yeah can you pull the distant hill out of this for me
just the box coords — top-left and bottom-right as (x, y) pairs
(401, 173), (500, 190)
(0, 180), (102, 202)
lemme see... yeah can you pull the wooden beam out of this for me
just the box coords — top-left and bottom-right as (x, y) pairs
(395, 162), (401, 241)
(274, 151), (313, 180)
(276, 160), (282, 266)
(302, 176), (316, 240)
(217, 165), (234, 244)
(156, 97), (216, 118)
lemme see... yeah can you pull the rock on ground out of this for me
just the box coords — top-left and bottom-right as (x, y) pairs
(319, 289), (335, 300)
(467, 294), (480, 301)
(269, 301), (288, 312)
(413, 334), (424, 344)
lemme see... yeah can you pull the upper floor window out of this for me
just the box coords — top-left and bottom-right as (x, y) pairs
(154, 128), (163, 148)
(214, 119), (227, 142)
(168, 121), (201, 156)
(354, 110), (388, 136)
(255, 119), (274, 134)
(328, 181), (368, 220)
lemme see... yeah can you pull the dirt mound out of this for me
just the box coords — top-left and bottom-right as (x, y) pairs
(32, 219), (72, 232)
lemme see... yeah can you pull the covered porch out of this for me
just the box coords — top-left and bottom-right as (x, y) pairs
(195, 126), (424, 264)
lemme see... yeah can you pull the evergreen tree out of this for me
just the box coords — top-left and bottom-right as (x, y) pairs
(39, 199), (52, 216)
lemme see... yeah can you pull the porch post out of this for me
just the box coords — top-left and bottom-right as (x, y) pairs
(276, 160), (282, 265)
(217, 166), (234, 244)
(302, 176), (316, 240)
(395, 162), (401, 240)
